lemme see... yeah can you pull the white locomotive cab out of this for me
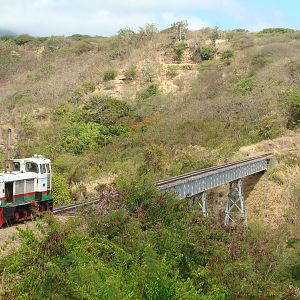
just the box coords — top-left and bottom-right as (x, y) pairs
(9, 155), (52, 193)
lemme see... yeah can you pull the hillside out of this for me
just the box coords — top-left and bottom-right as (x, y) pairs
(0, 26), (300, 298)
(0, 29), (16, 36)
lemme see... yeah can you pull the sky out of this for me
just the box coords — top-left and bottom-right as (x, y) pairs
(0, 0), (299, 36)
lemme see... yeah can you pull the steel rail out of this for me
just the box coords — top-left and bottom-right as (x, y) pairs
(155, 153), (272, 187)
(53, 198), (101, 215)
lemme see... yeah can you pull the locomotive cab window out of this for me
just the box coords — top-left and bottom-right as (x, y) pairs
(11, 162), (20, 172)
(41, 164), (47, 174)
(25, 162), (39, 173)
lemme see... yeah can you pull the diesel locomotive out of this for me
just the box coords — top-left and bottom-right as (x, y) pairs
(0, 154), (53, 227)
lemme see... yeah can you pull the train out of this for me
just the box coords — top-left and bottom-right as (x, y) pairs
(0, 154), (53, 227)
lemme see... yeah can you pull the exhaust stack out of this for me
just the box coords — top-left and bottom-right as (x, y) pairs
(4, 129), (12, 173)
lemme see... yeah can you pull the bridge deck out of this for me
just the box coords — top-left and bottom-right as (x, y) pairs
(155, 153), (272, 199)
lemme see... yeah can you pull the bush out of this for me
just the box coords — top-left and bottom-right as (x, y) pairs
(141, 65), (155, 83)
(138, 145), (169, 176)
(221, 49), (234, 60)
(72, 41), (94, 55)
(233, 76), (257, 94)
(288, 59), (300, 79)
(52, 173), (72, 204)
(52, 104), (69, 121)
(13, 34), (36, 45)
(258, 28), (295, 35)
(44, 36), (65, 52)
(138, 24), (158, 40)
(124, 65), (137, 80)
(199, 45), (216, 61)
(28, 64), (55, 81)
(70, 82), (96, 105)
(20, 116), (36, 138)
(251, 53), (272, 69)
(287, 91), (300, 128)
(117, 27), (135, 42)
(60, 122), (127, 154)
(138, 84), (158, 100)
(83, 94), (131, 125)
(0, 177), (295, 299)
(5, 90), (32, 109)
(70, 34), (91, 41)
(103, 69), (117, 81)
(173, 42), (186, 63)
(166, 65), (178, 78)
(171, 20), (188, 41)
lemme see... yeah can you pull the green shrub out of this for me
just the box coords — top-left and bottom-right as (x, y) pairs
(138, 84), (158, 100)
(166, 65), (178, 78)
(81, 81), (96, 93)
(199, 45), (216, 61)
(258, 28), (295, 35)
(173, 42), (187, 63)
(20, 116), (36, 137)
(251, 53), (272, 69)
(287, 91), (300, 128)
(198, 59), (219, 71)
(138, 24), (158, 40)
(138, 145), (169, 176)
(44, 36), (65, 52)
(103, 69), (117, 81)
(117, 27), (135, 42)
(0, 176), (295, 299)
(233, 76), (257, 94)
(171, 20), (188, 41)
(70, 34), (91, 41)
(70, 82), (96, 105)
(124, 65), (137, 80)
(288, 59), (300, 79)
(141, 65), (155, 82)
(5, 90), (32, 109)
(210, 26), (220, 42)
(72, 41), (94, 55)
(221, 49), (234, 60)
(83, 94), (131, 125)
(52, 105), (69, 121)
(52, 173), (72, 204)
(256, 113), (284, 139)
(60, 122), (127, 154)
(28, 64), (55, 81)
(13, 34), (36, 45)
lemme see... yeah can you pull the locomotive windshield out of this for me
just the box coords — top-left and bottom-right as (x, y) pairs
(25, 162), (39, 173)
(11, 162), (20, 172)
(41, 164), (47, 174)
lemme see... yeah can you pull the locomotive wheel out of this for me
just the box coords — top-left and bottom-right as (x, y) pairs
(23, 209), (30, 220)
(14, 211), (20, 221)
(40, 204), (46, 212)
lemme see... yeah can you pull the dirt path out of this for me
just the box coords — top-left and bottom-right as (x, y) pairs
(0, 215), (71, 256)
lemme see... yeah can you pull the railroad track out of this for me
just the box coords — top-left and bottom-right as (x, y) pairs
(53, 198), (102, 215)
(52, 150), (298, 215)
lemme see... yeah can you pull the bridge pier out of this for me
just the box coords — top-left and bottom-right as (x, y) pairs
(225, 178), (247, 225)
(190, 192), (208, 217)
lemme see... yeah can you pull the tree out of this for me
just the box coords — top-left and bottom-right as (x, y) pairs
(117, 27), (135, 42)
(210, 26), (220, 43)
(171, 20), (189, 41)
(138, 24), (158, 40)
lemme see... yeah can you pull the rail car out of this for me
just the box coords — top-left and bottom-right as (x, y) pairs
(0, 155), (53, 227)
